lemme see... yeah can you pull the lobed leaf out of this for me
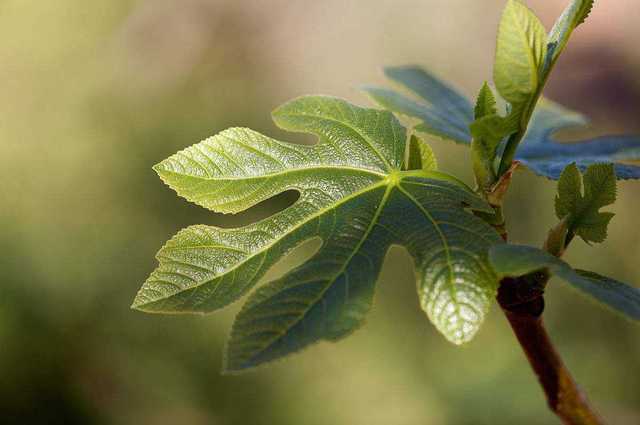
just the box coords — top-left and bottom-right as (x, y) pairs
(384, 66), (474, 125)
(489, 244), (640, 322)
(555, 163), (616, 244)
(362, 67), (473, 145)
(365, 68), (640, 180)
(517, 101), (640, 179)
(134, 96), (503, 372)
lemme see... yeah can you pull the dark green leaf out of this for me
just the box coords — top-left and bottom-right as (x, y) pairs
(518, 101), (640, 179)
(365, 68), (640, 180)
(362, 67), (473, 145)
(489, 244), (640, 321)
(384, 66), (474, 124)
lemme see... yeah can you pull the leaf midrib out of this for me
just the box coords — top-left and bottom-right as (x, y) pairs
(238, 183), (395, 367)
(396, 185), (455, 304)
(157, 163), (387, 182)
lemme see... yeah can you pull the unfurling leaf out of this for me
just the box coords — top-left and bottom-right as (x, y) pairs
(474, 82), (497, 120)
(489, 244), (640, 322)
(133, 96), (502, 372)
(365, 68), (640, 180)
(546, 0), (595, 71)
(470, 84), (504, 189)
(367, 2), (605, 180)
(556, 163), (616, 244)
(494, 0), (547, 106)
(493, 0), (549, 176)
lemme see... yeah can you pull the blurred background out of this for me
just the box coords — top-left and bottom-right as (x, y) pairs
(1, 0), (639, 424)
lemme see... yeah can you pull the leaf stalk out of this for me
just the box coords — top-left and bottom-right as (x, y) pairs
(497, 275), (605, 425)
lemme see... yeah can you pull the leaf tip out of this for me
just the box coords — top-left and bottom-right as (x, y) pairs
(437, 318), (484, 346)
(152, 161), (170, 179)
(220, 361), (242, 375)
(130, 298), (146, 312)
(130, 284), (167, 313)
(221, 343), (263, 375)
(130, 292), (150, 312)
(382, 65), (409, 77)
(220, 358), (252, 375)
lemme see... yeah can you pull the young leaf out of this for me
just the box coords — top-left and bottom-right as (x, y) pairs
(369, 2), (602, 179)
(489, 244), (640, 321)
(494, 0), (547, 106)
(493, 0), (549, 176)
(365, 68), (640, 180)
(474, 82), (497, 120)
(555, 163), (616, 244)
(470, 116), (509, 155)
(469, 83), (513, 189)
(546, 0), (594, 70)
(133, 96), (503, 372)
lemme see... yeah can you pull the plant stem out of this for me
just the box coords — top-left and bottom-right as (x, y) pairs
(497, 274), (605, 425)
(486, 168), (604, 424)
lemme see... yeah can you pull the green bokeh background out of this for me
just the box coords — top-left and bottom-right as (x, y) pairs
(1, 1), (639, 424)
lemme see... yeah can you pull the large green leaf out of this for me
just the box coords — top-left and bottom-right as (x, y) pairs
(365, 68), (640, 180)
(132, 96), (503, 372)
(489, 244), (640, 322)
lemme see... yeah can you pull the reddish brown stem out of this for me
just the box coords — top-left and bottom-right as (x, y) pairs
(483, 160), (603, 423)
(497, 276), (605, 425)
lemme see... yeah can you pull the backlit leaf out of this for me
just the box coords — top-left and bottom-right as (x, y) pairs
(493, 0), (547, 106)
(133, 96), (502, 372)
